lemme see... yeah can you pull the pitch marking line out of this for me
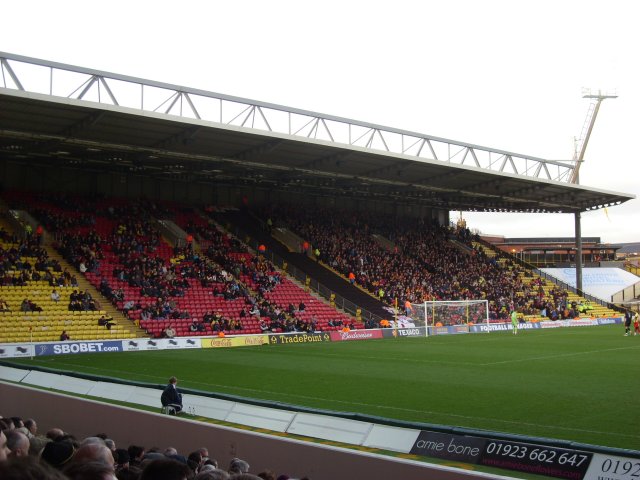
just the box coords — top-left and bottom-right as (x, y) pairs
(479, 345), (640, 366)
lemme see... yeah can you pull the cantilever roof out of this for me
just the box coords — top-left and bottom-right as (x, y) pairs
(0, 52), (634, 213)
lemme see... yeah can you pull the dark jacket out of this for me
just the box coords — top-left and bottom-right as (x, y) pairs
(161, 384), (182, 406)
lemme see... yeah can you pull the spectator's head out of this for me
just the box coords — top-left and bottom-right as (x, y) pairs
(64, 460), (118, 480)
(80, 436), (106, 447)
(46, 428), (65, 441)
(197, 447), (209, 461)
(5, 430), (29, 457)
(257, 471), (276, 480)
(228, 457), (250, 474)
(40, 440), (75, 469)
(23, 418), (37, 436)
(187, 451), (202, 471)
(140, 458), (191, 480)
(115, 448), (130, 469)
(194, 469), (230, 480)
(0, 418), (14, 431)
(73, 443), (115, 470)
(105, 439), (116, 451)
(9, 417), (23, 429)
(169, 376), (177, 385)
(127, 445), (145, 464)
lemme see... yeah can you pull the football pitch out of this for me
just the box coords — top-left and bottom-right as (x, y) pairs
(9, 324), (640, 451)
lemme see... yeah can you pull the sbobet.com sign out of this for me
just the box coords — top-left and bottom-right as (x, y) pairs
(36, 340), (123, 356)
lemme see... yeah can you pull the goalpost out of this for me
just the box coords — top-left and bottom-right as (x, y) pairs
(404, 300), (489, 337)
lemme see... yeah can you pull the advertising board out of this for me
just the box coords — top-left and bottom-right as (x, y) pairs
(469, 322), (541, 333)
(35, 340), (123, 356)
(329, 330), (383, 342)
(268, 332), (331, 345)
(122, 338), (200, 351)
(202, 335), (269, 349)
(410, 430), (594, 479)
(382, 327), (425, 338)
(0, 344), (35, 358)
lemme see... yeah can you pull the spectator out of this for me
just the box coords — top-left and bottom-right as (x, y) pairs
(140, 458), (191, 480)
(51, 289), (61, 302)
(5, 430), (29, 458)
(195, 468), (229, 480)
(64, 460), (118, 480)
(0, 430), (10, 462)
(105, 439), (116, 452)
(127, 445), (145, 469)
(23, 418), (38, 437)
(160, 376), (183, 414)
(114, 448), (130, 470)
(71, 442), (115, 469)
(46, 428), (65, 442)
(257, 471), (276, 480)
(187, 451), (202, 473)
(0, 298), (10, 312)
(117, 465), (142, 480)
(0, 456), (69, 480)
(228, 458), (250, 475)
(162, 325), (176, 339)
(60, 330), (70, 341)
(99, 315), (116, 330)
(40, 440), (75, 470)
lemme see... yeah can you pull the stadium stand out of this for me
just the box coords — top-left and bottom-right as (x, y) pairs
(251, 203), (621, 322)
(0, 232), (135, 343)
(1, 192), (361, 340)
(0, 190), (623, 343)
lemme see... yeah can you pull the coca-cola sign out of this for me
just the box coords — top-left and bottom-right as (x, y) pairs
(329, 329), (383, 342)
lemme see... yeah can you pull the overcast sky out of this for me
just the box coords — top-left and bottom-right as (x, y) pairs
(2, 0), (638, 243)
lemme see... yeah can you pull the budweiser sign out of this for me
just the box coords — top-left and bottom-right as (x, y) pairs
(329, 329), (383, 342)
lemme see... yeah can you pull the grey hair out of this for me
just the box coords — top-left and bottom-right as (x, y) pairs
(195, 468), (230, 480)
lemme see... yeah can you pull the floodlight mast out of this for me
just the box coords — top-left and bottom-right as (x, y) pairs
(570, 89), (618, 184)
(571, 89), (616, 294)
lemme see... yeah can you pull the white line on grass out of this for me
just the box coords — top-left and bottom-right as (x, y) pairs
(479, 345), (640, 366)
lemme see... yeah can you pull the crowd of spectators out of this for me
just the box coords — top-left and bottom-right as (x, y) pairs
(0, 413), (309, 480)
(4, 191), (581, 333)
(26, 196), (201, 323)
(181, 218), (325, 333)
(260, 204), (574, 321)
(0, 237), (64, 288)
(5, 193), (332, 335)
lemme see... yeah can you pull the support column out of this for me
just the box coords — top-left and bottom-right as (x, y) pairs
(574, 211), (583, 293)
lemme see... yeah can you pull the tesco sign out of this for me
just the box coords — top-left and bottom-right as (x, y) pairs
(36, 341), (123, 356)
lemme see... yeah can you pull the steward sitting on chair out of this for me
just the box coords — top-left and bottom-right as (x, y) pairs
(161, 376), (183, 414)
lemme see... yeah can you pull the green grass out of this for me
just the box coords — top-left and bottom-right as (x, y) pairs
(8, 324), (640, 451)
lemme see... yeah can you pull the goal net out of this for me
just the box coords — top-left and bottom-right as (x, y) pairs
(404, 300), (489, 336)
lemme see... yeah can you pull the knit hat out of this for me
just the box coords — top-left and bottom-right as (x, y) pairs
(41, 441), (75, 468)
